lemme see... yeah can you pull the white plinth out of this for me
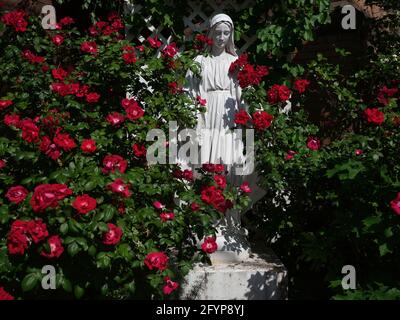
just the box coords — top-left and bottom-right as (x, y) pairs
(181, 249), (288, 300)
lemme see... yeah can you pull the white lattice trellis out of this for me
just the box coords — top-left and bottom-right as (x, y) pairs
(124, 0), (257, 54)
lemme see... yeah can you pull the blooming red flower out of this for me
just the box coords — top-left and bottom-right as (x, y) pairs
(0, 159), (6, 169)
(168, 82), (181, 94)
(0, 287), (14, 300)
(86, 92), (100, 103)
(0, 99), (13, 111)
(30, 183), (73, 212)
(196, 96), (207, 106)
(19, 119), (40, 143)
(52, 34), (64, 46)
(294, 79), (310, 94)
(147, 36), (162, 48)
(7, 229), (29, 255)
(252, 111), (273, 130)
(81, 139), (97, 153)
(132, 143), (146, 157)
(193, 34), (213, 50)
(41, 235), (64, 258)
(200, 185), (229, 212)
(102, 154), (128, 174)
(201, 236), (218, 254)
(27, 219), (48, 244)
(306, 137), (321, 151)
(390, 193), (400, 215)
(51, 67), (68, 80)
(153, 201), (165, 210)
(202, 163), (225, 173)
(364, 108), (385, 125)
(144, 252), (169, 271)
(6, 186), (29, 204)
(234, 109), (250, 125)
(1, 9), (28, 32)
(4, 114), (20, 127)
(214, 175), (227, 189)
(355, 149), (363, 156)
(39, 136), (61, 160)
(240, 182), (252, 193)
(191, 202), (200, 212)
(125, 104), (145, 120)
(122, 52), (137, 64)
(161, 43), (178, 58)
(59, 16), (74, 26)
(377, 86), (398, 106)
(267, 84), (291, 104)
(285, 150), (297, 161)
(160, 212), (175, 222)
(80, 41), (98, 55)
(72, 194), (97, 214)
(107, 178), (131, 198)
(53, 130), (76, 151)
(229, 53), (249, 74)
(163, 277), (179, 295)
(106, 112), (125, 126)
(103, 223), (123, 245)
(21, 50), (44, 64)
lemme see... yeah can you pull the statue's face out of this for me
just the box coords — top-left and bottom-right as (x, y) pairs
(212, 22), (231, 50)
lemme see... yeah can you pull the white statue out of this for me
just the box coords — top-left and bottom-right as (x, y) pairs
(182, 13), (266, 263)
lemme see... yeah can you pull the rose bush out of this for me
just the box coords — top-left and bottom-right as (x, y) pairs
(0, 8), (250, 299)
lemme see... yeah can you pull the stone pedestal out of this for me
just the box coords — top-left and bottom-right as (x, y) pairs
(181, 248), (288, 300)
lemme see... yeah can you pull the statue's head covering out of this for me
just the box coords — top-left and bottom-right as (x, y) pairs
(207, 13), (237, 57)
(209, 13), (233, 29)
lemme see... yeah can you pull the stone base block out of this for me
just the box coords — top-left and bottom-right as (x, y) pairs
(181, 249), (288, 300)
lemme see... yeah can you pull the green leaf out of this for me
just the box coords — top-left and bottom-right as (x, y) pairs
(74, 285), (85, 299)
(21, 273), (39, 292)
(67, 242), (81, 257)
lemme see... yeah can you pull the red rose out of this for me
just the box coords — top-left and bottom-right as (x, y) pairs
(22, 50), (44, 64)
(190, 202), (200, 212)
(122, 52), (137, 64)
(285, 150), (297, 161)
(1, 9), (28, 32)
(125, 104), (145, 120)
(168, 82), (181, 94)
(161, 43), (178, 58)
(196, 96), (207, 106)
(80, 41), (98, 55)
(86, 92), (100, 104)
(234, 109), (250, 125)
(30, 183), (72, 212)
(7, 229), (29, 255)
(153, 201), (165, 210)
(163, 277), (179, 295)
(390, 193), (400, 215)
(294, 79), (310, 94)
(0, 287), (14, 300)
(0, 159), (6, 169)
(107, 178), (131, 198)
(240, 182), (252, 193)
(106, 112), (125, 126)
(72, 194), (97, 214)
(267, 84), (291, 104)
(173, 169), (193, 181)
(102, 154), (128, 174)
(81, 139), (97, 153)
(144, 252), (169, 271)
(52, 34), (64, 46)
(53, 130), (76, 151)
(377, 86), (398, 106)
(201, 236), (218, 254)
(252, 111), (273, 130)
(6, 185), (29, 204)
(306, 137), (321, 151)
(364, 108), (385, 125)
(39, 136), (61, 160)
(27, 219), (48, 243)
(0, 99), (13, 110)
(132, 143), (146, 157)
(103, 223), (123, 245)
(59, 16), (74, 26)
(147, 36), (161, 48)
(41, 235), (64, 258)
(355, 149), (363, 156)
(214, 175), (226, 189)
(160, 212), (175, 222)
(19, 119), (40, 143)
(51, 68), (68, 80)
(4, 114), (20, 127)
